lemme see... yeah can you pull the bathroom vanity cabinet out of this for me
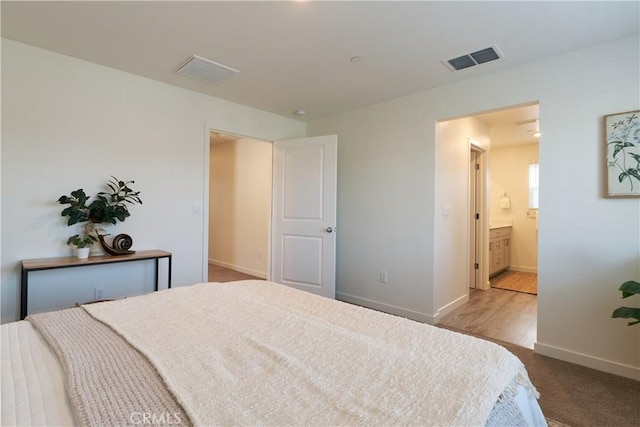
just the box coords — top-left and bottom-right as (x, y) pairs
(489, 226), (511, 277)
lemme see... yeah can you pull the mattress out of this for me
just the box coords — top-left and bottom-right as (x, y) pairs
(2, 281), (547, 426)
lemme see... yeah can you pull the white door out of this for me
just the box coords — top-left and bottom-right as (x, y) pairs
(271, 135), (337, 298)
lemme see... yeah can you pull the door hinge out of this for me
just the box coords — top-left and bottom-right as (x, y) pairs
(475, 163), (480, 170)
(474, 263), (479, 270)
(475, 213), (480, 220)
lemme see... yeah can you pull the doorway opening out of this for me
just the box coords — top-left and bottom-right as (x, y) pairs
(208, 131), (272, 282)
(440, 102), (540, 349)
(203, 130), (338, 297)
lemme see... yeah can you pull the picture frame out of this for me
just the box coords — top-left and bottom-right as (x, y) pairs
(604, 110), (640, 198)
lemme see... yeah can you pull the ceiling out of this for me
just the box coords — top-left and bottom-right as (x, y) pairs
(476, 103), (540, 148)
(2, 2), (638, 122)
(210, 131), (243, 146)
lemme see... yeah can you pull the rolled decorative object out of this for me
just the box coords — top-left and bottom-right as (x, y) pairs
(97, 233), (136, 256)
(112, 234), (134, 251)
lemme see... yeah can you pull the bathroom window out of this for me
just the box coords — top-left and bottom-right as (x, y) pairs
(529, 162), (539, 209)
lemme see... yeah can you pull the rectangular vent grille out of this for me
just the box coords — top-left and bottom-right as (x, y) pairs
(176, 55), (239, 85)
(443, 45), (503, 71)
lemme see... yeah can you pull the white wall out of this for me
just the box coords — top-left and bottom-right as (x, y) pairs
(435, 117), (490, 314)
(308, 36), (640, 379)
(304, 102), (437, 322)
(209, 139), (272, 278)
(1, 39), (305, 322)
(490, 143), (539, 273)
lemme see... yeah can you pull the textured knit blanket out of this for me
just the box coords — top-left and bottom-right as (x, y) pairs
(27, 308), (190, 427)
(84, 280), (537, 426)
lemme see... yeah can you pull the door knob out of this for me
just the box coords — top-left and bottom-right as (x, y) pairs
(326, 227), (334, 233)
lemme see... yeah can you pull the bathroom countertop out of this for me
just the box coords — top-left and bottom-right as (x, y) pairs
(489, 221), (513, 230)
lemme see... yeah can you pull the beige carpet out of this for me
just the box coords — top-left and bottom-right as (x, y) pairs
(438, 325), (640, 427)
(491, 270), (538, 295)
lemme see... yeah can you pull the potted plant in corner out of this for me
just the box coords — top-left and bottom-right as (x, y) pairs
(66, 233), (97, 259)
(58, 176), (142, 256)
(611, 280), (640, 326)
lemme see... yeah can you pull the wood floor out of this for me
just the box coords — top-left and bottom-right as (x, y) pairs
(439, 287), (537, 349)
(208, 264), (263, 282)
(491, 270), (537, 294)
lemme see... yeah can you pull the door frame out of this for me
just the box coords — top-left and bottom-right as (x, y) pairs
(469, 140), (489, 290)
(469, 147), (479, 289)
(202, 125), (274, 283)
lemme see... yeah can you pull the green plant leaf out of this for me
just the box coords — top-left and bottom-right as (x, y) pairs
(66, 234), (80, 245)
(628, 168), (640, 181)
(67, 210), (88, 226)
(618, 171), (628, 183)
(70, 189), (88, 204)
(613, 145), (624, 158)
(611, 142), (636, 159)
(611, 307), (640, 326)
(619, 280), (640, 298)
(61, 206), (75, 216)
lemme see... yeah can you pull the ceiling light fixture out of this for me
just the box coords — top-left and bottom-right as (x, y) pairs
(294, 109), (307, 117)
(533, 119), (541, 138)
(518, 118), (541, 138)
(350, 56), (362, 63)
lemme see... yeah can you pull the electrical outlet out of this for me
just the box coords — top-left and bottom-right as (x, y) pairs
(94, 288), (105, 300)
(380, 271), (388, 284)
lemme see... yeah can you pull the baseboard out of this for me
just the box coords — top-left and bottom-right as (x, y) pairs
(509, 265), (538, 274)
(336, 292), (437, 325)
(433, 294), (469, 322)
(208, 259), (267, 279)
(535, 342), (640, 380)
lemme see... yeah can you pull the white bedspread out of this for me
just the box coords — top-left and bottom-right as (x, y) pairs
(1, 321), (75, 427)
(84, 280), (536, 426)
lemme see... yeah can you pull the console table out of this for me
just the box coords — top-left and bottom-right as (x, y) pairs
(20, 249), (172, 320)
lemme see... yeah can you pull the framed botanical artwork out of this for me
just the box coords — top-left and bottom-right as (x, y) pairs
(605, 110), (640, 198)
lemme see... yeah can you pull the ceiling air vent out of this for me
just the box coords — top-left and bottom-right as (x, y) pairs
(176, 55), (239, 85)
(443, 45), (503, 71)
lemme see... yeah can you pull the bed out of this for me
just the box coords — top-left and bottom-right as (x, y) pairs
(2, 280), (547, 426)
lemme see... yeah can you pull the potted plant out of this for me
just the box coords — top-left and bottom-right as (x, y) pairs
(57, 176), (142, 226)
(66, 233), (97, 259)
(58, 176), (142, 256)
(611, 280), (640, 326)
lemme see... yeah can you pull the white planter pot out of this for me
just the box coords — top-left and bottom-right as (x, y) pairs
(76, 247), (90, 259)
